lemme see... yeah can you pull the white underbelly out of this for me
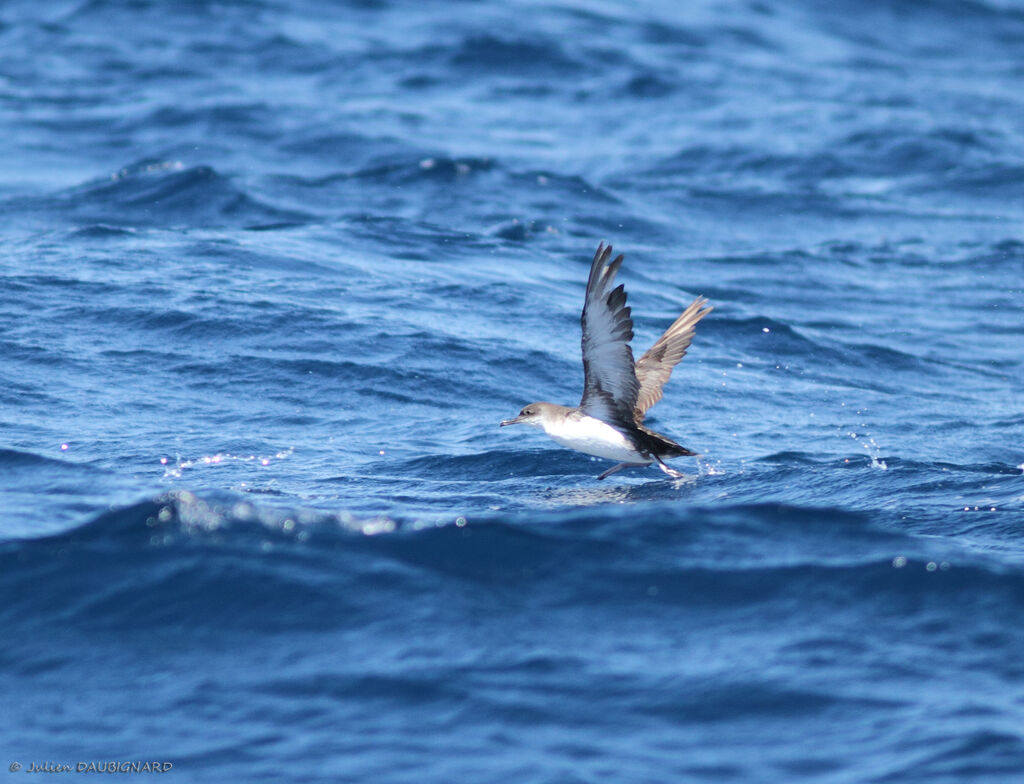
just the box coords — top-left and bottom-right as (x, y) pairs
(545, 415), (649, 463)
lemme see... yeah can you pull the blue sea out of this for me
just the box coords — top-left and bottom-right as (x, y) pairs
(2, 0), (1023, 781)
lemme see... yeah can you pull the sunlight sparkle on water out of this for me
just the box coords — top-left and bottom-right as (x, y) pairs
(161, 448), (294, 478)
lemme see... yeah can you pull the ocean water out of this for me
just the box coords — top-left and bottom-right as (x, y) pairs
(1, 0), (1023, 781)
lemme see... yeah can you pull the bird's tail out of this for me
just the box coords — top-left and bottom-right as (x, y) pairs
(636, 425), (698, 458)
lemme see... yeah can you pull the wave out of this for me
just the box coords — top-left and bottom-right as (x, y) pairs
(1, 490), (1020, 639)
(22, 159), (314, 229)
(0, 446), (79, 470)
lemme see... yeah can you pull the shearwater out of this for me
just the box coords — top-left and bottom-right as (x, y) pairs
(501, 242), (712, 480)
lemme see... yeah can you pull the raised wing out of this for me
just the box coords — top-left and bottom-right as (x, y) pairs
(633, 296), (713, 422)
(579, 243), (640, 430)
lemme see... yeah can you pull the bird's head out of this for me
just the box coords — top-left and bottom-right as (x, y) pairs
(500, 402), (554, 428)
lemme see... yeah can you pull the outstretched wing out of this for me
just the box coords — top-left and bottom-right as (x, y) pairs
(579, 243), (640, 430)
(633, 296), (713, 422)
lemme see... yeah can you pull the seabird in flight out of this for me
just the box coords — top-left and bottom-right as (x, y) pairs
(501, 242), (712, 480)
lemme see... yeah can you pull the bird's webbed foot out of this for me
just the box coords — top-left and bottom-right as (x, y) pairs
(654, 456), (686, 479)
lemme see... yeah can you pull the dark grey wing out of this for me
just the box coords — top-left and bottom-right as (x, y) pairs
(633, 296), (712, 422)
(579, 243), (640, 430)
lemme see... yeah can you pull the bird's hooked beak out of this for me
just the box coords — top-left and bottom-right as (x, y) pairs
(499, 414), (526, 427)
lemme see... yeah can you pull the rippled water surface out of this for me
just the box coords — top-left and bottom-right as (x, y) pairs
(2, 1), (1023, 781)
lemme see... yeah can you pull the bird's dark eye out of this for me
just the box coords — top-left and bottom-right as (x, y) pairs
(521, 408), (530, 416)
